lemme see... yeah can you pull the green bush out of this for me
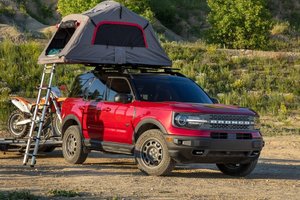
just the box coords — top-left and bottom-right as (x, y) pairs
(207, 0), (272, 49)
(57, 0), (155, 21)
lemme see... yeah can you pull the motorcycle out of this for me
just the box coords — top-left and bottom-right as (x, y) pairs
(7, 86), (66, 140)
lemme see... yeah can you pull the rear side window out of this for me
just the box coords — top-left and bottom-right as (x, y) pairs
(106, 78), (132, 102)
(92, 21), (147, 47)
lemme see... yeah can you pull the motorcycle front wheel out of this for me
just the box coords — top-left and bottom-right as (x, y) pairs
(7, 110), (30, 139)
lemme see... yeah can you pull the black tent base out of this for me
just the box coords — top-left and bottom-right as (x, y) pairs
(0, 137), (61, 152)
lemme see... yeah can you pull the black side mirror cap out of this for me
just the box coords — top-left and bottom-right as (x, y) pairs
(114, 94), (133, 104)
(211, 97), (220, 104)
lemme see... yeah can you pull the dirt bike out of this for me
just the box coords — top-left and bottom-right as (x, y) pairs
(7, 86), (66, 141)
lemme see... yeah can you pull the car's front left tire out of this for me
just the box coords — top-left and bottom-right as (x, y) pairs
(134, 129), (176, 176)
(62, 125), (88, 164)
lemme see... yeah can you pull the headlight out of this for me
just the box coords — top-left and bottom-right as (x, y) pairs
(173, 113), (208, 129)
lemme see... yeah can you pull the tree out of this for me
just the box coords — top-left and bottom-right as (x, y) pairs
(207, 0), (272, 49)
(57, 0), (154, 21)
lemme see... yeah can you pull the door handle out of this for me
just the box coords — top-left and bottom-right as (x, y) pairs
(102, 107), (111, 112)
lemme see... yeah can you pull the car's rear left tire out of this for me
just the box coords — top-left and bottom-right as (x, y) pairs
(62, 125), (88, 164)
(216, 158), (258, 177)
(134, 129), (175, 176)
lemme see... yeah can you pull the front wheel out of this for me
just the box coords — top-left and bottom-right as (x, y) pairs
(62, 125), (88, 164)
(134, 129), (175, 176)
(7, 110), (30, 139)
(216, 158), (258, 177)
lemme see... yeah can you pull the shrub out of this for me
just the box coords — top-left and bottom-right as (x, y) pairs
(207, 0), (273, 49)
(57, 0), (155, 21)
(271, 21), (290, 35)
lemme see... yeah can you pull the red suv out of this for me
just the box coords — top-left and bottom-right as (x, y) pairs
(61, 67), (264, 176)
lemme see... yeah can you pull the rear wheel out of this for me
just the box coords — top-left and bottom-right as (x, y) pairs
(7, 110), (30, 139)
(216, 158), (258, 177)
(62, 125), (88, 164)
(52, 115), (62, 136)
(135, 129), (175, 176)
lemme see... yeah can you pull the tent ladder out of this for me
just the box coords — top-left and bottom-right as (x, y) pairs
(23, 64), (56, 167)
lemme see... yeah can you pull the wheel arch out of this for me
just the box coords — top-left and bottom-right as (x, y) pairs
(133, 118), (167, 143)
(61, 115), (82, 137)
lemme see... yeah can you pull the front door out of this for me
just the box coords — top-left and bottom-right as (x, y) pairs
(100, 77), (135, 144)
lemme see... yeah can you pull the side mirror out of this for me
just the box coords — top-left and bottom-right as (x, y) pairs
(114, 94), (133, 104)
(211, 97), (220, 104)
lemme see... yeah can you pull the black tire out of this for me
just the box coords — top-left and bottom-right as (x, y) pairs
(52, 115), (62, 136)
(62, 125), (88, 164)
(216, 158), (258, 177)
(7, 110), (30, 139)
(134, 129), (175, 176)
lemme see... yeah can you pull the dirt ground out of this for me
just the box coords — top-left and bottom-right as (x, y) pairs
(0, 135), (299, 200)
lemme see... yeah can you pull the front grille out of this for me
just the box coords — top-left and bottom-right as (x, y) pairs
(208, 114), (254, 130)
(209, 114), (251, 121)
(210, 124), (250, 130)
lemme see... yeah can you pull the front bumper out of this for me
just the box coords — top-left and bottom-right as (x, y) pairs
(165, 135), (264, 164)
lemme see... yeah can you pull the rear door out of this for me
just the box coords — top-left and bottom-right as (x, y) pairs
(100, 77), (135, 144)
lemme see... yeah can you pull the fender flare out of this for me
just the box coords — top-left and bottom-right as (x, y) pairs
(62, 114), (83, 137)
(133, 118), (167, 143)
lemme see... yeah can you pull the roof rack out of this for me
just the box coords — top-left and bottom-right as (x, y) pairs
(90, 64), (182, 75)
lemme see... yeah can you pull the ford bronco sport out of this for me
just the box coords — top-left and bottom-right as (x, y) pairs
(61, 67), (264, 176)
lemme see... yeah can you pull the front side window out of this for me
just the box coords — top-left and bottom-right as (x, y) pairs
(86, 78), (107, 101)
(106, 78), (132, 102)
(68, 73), (94, 98)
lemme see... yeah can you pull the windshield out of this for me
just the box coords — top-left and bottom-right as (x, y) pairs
(132, 75), (213, 104)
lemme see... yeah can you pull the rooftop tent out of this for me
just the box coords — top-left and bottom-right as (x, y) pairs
(38, 1), (172, 66)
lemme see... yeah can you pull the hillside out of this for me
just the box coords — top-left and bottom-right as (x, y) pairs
(1, 0), (300, 44)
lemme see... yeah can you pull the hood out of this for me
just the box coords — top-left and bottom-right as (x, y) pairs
(168, 102), (257, 116)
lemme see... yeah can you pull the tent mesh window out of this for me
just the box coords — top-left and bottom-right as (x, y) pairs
(92, 22), (147, 47)
(46, 20), (77, 55)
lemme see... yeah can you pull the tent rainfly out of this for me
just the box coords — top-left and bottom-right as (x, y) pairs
(38, 0), (172, 66)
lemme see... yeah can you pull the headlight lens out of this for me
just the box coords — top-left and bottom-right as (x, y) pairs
(173, 113), (208, 128)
